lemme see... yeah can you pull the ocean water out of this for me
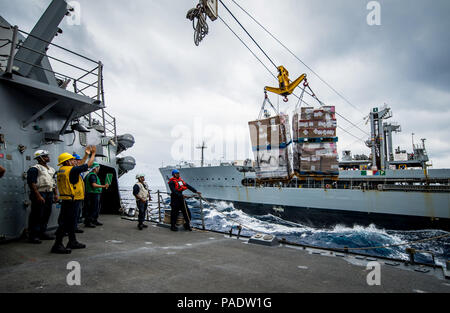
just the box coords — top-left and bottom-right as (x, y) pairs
(120, 187), (449, 267)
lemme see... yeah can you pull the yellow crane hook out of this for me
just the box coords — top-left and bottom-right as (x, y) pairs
(265, 66), (306, 102)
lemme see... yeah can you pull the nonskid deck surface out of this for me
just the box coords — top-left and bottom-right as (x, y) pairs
(0, 215), (448, 293)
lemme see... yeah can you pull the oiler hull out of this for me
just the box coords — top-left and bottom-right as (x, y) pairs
(159, 165), (450, 231)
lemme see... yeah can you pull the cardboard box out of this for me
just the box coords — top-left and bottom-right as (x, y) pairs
(297, 127), (336, 138)
(249, 114), (291, 150)
(249, 114), (293, 179)
(297, 119), (337, 128)
(301, 106), (335, 121)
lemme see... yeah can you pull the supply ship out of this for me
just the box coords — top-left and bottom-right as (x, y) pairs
(0, 0), (136, 240)
(160, 105), (450, 231)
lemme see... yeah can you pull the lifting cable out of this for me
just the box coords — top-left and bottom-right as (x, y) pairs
(230, 0), (362, 114)
(196, 195), (268, 235)
(218, 15), (275, 80)
(218, 0), (278, 70)
(226, 0), (370, 137)
(218, 1), (370, 140)
(291, 88), (370, 138)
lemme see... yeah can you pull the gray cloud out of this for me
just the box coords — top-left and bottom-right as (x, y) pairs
(1, 0), (449, 187)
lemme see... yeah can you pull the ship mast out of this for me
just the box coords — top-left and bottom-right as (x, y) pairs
(196, 141), (207, 167)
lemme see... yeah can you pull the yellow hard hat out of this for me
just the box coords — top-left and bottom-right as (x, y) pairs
(58, 152), (75, 165)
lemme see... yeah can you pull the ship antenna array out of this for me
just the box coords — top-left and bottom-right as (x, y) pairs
(217, 0), (370, 141)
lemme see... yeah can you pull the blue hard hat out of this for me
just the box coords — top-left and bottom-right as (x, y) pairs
(73, 153), (82, 160)
(172, 169), (180, 175)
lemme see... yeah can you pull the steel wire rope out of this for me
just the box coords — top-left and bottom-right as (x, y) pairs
(290, 92), (369, 143)
(193, 195), (275, 235)
(218, 0), (278, 70)
(230, 0), (362, 113)
(218, 5), (370, 143)
(218, 15), (275, 80)
(229, 0), (370, 137)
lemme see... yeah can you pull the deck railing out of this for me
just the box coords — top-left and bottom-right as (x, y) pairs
(1, 25), (117, 140)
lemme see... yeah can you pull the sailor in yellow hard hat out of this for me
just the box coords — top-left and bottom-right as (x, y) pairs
(51, 145), (97, 254)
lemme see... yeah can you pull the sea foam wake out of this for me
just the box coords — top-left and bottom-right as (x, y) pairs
(120, 189), (449, 266)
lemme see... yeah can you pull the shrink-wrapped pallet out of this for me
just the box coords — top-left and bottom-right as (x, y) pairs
(248, 114), (293, 179)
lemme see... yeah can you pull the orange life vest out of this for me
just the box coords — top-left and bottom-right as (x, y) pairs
(169, 177), (188, 192)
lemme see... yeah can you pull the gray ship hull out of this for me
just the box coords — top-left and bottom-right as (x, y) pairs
(160, 165), (450, 230)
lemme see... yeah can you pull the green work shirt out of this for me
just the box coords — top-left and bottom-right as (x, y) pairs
(85, 172), (102, 194)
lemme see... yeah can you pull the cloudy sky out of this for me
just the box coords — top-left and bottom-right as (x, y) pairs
(2, 0), (450, 187)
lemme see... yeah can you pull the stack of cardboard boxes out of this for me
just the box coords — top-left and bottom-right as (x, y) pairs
(292, 106), (339, 175)
(248, 113), (293, 179)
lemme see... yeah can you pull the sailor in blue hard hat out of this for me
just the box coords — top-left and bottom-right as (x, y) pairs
(168, 169), (201, 231)
(71, 152), (87, 234)
(72, 153), (83, 166)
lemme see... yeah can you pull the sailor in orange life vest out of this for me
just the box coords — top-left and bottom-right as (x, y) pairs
(168, 169), (201, 231)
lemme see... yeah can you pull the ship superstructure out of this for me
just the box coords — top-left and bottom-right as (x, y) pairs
(0, 0), (136, 240)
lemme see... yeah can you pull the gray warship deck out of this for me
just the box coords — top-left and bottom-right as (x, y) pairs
(0, 215), (448, 293)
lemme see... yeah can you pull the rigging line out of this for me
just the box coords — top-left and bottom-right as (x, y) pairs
(295, 93), (367, 141)
(340, 135), (369, 151)
(337, 125), (368, 143)
(219, 8), (369, 140)
(292, 88), (370, 137)
(230, 0), (362, 113)
(335, 112), (370, 136)
(341, 116), (369, 135)
(218, 15), (275, 80)
(218, 0), (278, 70)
